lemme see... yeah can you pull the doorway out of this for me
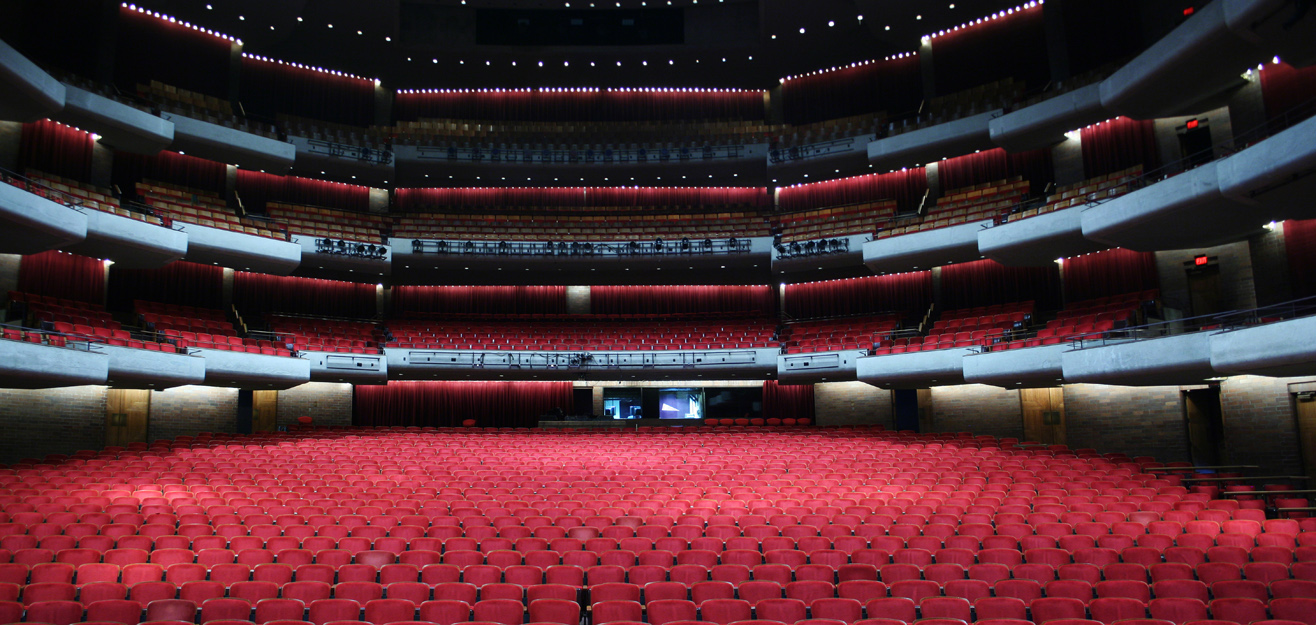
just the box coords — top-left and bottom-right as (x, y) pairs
(1183, 387), (1224, 466)
(1186, 263), (1223, 318)
(1178, 122), (1214, 168)
(106, 389), (150, 446)
(1021, 388), (1066, 445)
(252, 390), (278, 432)
(1295, 391), (1316, 480)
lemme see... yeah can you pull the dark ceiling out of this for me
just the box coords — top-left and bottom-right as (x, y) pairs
(125, 0), (1033, 89)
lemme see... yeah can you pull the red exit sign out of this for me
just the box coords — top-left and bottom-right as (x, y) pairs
(1195, 255), (1209, 266)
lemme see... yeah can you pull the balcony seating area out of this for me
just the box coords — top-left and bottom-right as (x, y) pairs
(135, 300), (291, 357)
(778, 202), (898, 244)
(878, 179), (1030, 239)
(773, 112), (886, 149)
(779, 315), (904, 354)
(278, 116), (392, 152)
(0, 426), (1313, 625)
(387, 316), (778, 351)
(392, 119), (783, 148)
(267, 316), (384, 354)
(1018, 290), (1160, 348)
(888, 78), (1024, 137)
(136, 81), (279, 140)
(872, 301), (1034, 355)
(4, 292), (179, 353)
(392, 212), (770, 242)
(265, 204), (388, 245)
(136, 182), (289, 241)
(1009, 167), (1143, 223)
(16, 171), (164, 226)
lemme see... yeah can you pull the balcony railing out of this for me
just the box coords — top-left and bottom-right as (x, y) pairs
(410, 237), (753, 256)
(414, 144), (749, 165)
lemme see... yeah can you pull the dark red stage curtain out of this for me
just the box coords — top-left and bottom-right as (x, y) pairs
(1259, 62), (1316, 122)
(17, 251), (105, 304)
(762, 381), (815, 422)
(233, 272), (377, 318)
(235, 170), (372, 213)
(19, 120), (95, 182)
(112, 150), (227, 195)
(584, 187), (770, 208)
(114, 6), (231, 98)
(354, 380), (574, 427)
(938, 147), (1053, 196)
(939, 259), (1061, 310)
(589, 285), (774, 316)
(780, 54), (924, 125)
(1081, 117), (1160, 179)
(394, 89), (764, 122)
(930, 3), (1050, 94)
(392, 286), (568, 316)
(784, 272), (933, 319)
(778, 168), (929, 214)
(107, 261), (225, 310)
(394, 187), (769, 211)
(1062, 248), (1160, 303)
(1285, 219), (1316, 298)
(239, 55), (377, 127)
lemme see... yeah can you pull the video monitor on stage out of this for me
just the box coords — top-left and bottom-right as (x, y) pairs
(657, 388), (704, 419)
(604, 388), (644, 419)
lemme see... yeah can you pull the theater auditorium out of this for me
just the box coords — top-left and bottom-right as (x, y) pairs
(3, 2), (1316, 625)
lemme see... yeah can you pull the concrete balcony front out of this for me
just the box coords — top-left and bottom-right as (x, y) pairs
(0, 182), (87, 255)
(392, 237), (773, 286)
(979, 205), (1107, 267)
(179, 223), (302, 276)
(1061, 332), (1219, 387)
(302, 350), (389, 384)
(777, 349), (864, 384)
(288, 135), (394, 188)
(191, 348), (312, 389)
(868, 110), (1002, 172)
(863, 220), (990, 275)
(857, 347), (975, 389)
(1099, 0), (1263, 119)
(98, 344), (206, 390)
(1083, 115), (1316, 252)
(161, 112), (296, 172)
(772, 234), (871, 282)
(0, 338), (109, 389)
(64, 210), (188, 269)
(961, 343), (1070, 388)
(387, 347), (779, 381)
(769, 135), (877, 186)
(989, 84), (1109, 153)
(1210, 316), (1316, 378)
(55, 86), (173, 155)
(290, 235), (391, 279)
(0, 39), (64, 123)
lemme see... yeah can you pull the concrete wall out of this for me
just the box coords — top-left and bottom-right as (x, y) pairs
(1155, 241), (1257, 317)
(928, 384), (1026, 439)
(814, 381), (894, 427)
(0, 385), (106, 464)
(277, 381), (354, 428)
(0, 121), (21, 172)
(1249, 224), (1292, 307)
(1063, 383), (1190, 461)
(148, 385), (240, 442)
(1219, 375), (1305, 476)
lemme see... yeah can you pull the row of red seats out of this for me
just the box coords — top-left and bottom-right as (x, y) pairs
(779, 316), (903, 354)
